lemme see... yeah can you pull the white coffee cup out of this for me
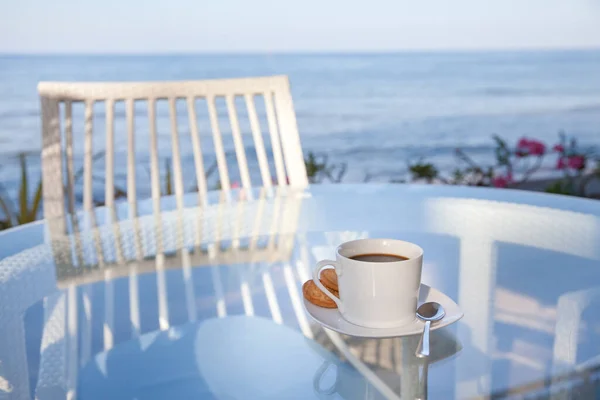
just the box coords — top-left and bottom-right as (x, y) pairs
(313, 238), (423, 328)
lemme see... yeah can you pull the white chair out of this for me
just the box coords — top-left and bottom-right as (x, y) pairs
(38, 75), (308, 236)
(32, 76), (310, 399)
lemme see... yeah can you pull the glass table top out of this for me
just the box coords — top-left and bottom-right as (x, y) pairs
(2, 184), (600, 399)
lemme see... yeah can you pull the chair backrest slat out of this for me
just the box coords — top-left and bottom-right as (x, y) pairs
(207, 95), (231, 196)
(244, 94), (272, 189)
(186, 96), (209, 206)
(147, 98), (165, 257)
(125, 99), (137, 216)
(168, 98), (186, 209)
(64, 100), (76, 215)
(263, 92), (287, 186)
(126, 99), (144, 260)
(39, 75), (307, 231)
(273, 81), (308, 187)
(83, 100), (94, 213)
(226, 94), (252, 192)
(105, 99), (115, 208)
(147, 99), (161, 211)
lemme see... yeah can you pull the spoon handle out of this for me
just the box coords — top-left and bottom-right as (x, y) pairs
(416, 320), (431, 358)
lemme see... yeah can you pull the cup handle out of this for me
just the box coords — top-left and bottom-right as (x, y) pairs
(313, 260), (344, 312)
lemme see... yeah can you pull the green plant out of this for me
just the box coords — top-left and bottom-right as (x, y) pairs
(304, 152), (347, 183)
(304, 152), (326, 182)
(163, 158), (173, 196)
(545, 180), (576, 196)
(0, 153), (43, 229)
(408, 160), (438, 183)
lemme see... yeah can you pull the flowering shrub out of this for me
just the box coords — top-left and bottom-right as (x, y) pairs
(406, 133), (599, 198)
(405, 135), (547, 187)
(516, 138), (546, 157)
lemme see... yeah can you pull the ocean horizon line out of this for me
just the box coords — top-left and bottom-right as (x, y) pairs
(2, 46), (600, 57)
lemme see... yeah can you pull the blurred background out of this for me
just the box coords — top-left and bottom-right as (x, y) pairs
(1, 0), (600, 220)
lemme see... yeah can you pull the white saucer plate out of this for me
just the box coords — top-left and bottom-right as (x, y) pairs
(304, 284), (463, 338)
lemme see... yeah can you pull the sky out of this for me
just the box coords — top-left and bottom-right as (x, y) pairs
(1, 0), (600, 53)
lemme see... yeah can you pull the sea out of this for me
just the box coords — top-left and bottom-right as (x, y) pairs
(1, 51), (600, 199)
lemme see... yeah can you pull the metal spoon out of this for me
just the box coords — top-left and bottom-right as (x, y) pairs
(415, 302), (445, 358)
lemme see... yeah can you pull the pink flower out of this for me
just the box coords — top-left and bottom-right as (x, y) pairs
(515, 138), (546, 157)
(231, 181), (241, 189)
(492, 175), (511, 188)
(556, 157), (566, 169)
(528, 140), (546, 156)
(515, 138), (530, 158)
(567, 155), (586, 170)
(553, 144), (565, 153)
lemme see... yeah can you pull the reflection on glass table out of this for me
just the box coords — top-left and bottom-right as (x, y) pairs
(1, 184), (600, 399)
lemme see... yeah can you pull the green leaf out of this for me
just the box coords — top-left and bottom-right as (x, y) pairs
(0, 196), (13, 229)
(0, 219), (12, 230)
(30, 180), (43, 221)
(492, 134), (507, 150)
